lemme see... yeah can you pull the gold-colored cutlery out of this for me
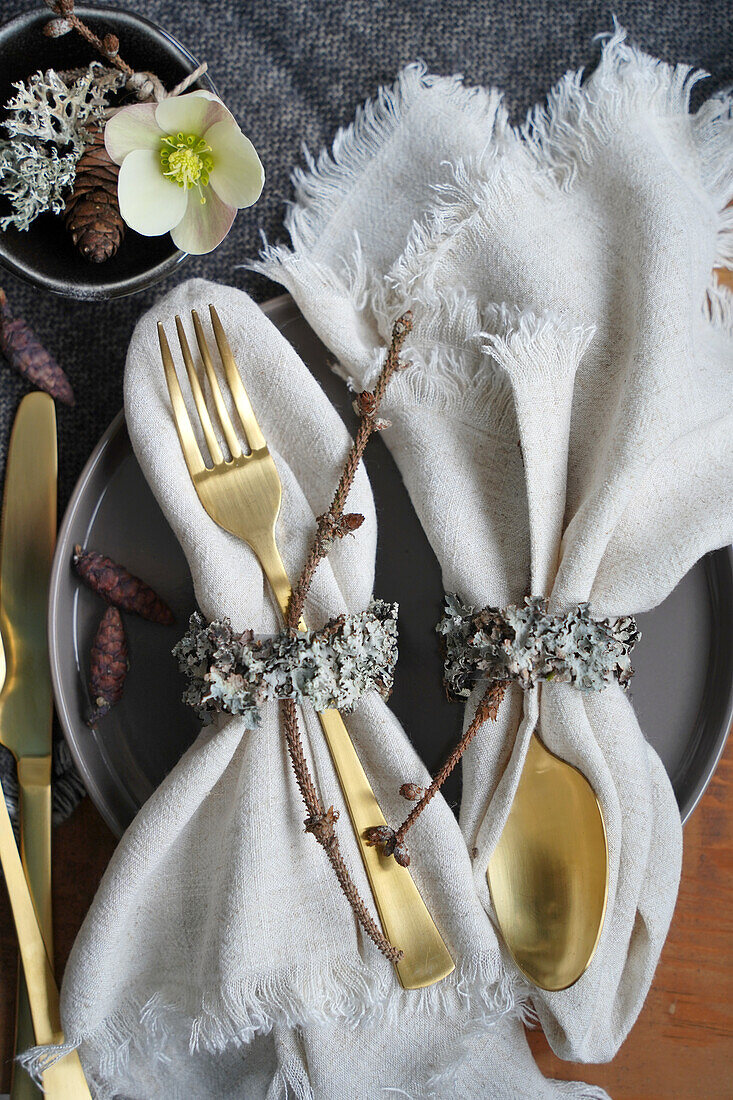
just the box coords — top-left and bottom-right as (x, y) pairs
(0, 393), (92, 1098)
(487, 731), (608, 990)
(158, 305), (454, 989)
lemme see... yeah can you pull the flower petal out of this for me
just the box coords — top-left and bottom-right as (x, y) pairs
(104, 103), (162, 164)
(206, 121), (264, 208)
(155, 90), (234, 137)
(170, 186), (236, 254)
(117, 149), (188, 236)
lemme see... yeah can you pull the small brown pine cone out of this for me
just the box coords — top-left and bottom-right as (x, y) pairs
(73, 546), (175, 624)
(64, 128), (125, 263)
(0, 289), (75, 405)
(88, 606), (128, 725)
(399, 783), (423, 801)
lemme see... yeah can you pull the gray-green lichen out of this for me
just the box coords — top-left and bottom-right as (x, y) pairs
(438, 594), (639, 697)
(0, 64), (125, 231)
(174, 599), (399, 726)
(4, 65), (125, 151)
(0, 141), (76, 231)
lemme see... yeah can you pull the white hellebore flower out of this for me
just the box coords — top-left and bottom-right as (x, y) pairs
(105, 90), (264, 254)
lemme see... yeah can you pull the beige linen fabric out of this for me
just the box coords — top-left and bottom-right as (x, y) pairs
(257, 26), (733, 1064)
(43, 280), (602, 1099)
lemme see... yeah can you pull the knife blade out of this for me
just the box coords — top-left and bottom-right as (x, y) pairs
(0, 393), (57, 1099)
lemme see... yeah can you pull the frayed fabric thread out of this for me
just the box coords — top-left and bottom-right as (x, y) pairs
(21, 956), (522, 1098)
(256, 25), (733, 359)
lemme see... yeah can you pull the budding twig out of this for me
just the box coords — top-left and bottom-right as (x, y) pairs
(366, 683), (509, 866)
(43, 1), (136, 76)
(281, 313), (413, 963)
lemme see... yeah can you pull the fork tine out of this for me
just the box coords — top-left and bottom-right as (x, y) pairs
(158, 322), (206, 476)
(191, 310), (242, 459)
(209, 305), (267, 452)
(174, 316), (224, 467)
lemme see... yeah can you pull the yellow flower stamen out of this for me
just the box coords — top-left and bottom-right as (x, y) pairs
(160, 132), (214, 203)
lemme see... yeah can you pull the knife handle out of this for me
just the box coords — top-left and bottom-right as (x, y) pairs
(0, 774), (93, 1098)
(12, 756), (52, 1100)
(17, 756), (53, 950)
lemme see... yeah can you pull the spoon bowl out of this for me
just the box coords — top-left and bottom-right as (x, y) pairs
(487, 731), (608, 991)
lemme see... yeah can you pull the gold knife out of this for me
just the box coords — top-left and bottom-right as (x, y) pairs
(0, 637), (91, 1097)
(0, 393), (57, 1099)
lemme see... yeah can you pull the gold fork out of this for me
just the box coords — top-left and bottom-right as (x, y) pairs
(158, 304), (454, 989)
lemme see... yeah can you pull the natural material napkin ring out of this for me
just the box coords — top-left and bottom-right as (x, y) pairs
(438, 595), (639, 697)
(175, 600), (398, 726)
(366, 596), (639, 868)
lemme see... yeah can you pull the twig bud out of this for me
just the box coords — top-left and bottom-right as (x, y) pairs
(43, 17), (72, 36)
(304, 806), (339, 849)
(337, 513), (364, 536)
(364, 825), (397, 856)
(393, 842), (411, 867)
(392, 311), (413, 339)
(103, 33), (120, 58)
(353, 390), (377, 418)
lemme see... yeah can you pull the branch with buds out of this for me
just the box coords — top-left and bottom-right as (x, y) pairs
(366, 682), (509, 866)
(43, 0), (135, 76)
(280, 313), (413, 963)
(42, 1), (208, 102)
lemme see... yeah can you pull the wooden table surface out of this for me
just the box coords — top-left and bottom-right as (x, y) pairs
(0, 733), (731, 1097)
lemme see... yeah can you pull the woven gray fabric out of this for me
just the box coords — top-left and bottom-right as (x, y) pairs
(0, 0), (730, 824)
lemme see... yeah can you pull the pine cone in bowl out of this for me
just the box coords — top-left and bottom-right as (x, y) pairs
(64, 126), (125, 262)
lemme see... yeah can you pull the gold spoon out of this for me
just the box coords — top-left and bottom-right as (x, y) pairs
(487, 730), (608, 991)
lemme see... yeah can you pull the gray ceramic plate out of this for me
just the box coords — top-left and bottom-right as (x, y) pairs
(48, 295), (733, 836)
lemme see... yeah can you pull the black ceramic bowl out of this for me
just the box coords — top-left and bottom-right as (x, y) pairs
(0, 6), (215, 300)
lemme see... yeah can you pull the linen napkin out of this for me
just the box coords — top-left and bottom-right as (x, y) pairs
(257, 27), (733, 1063)
(44, 278), (604, 1099)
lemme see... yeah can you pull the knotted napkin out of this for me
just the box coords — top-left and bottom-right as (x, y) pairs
(42, 279), (603, 1099)
(257, 27), (733, 1063)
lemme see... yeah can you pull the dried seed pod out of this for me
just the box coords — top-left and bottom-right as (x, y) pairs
(73, 546), (175, 625)
(0, 289), (75, 405)
(399, 783), (423, 801)
(88, 606), (128, 725)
